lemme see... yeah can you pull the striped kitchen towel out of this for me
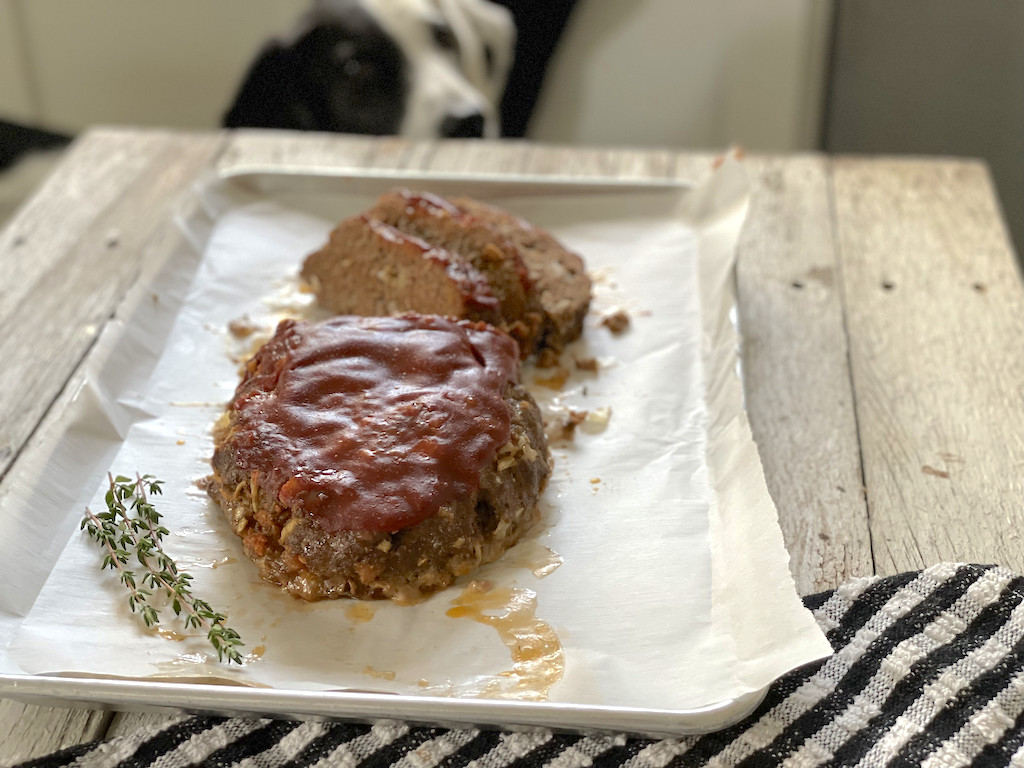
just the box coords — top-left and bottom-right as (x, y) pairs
(14, 563), (1024, 768)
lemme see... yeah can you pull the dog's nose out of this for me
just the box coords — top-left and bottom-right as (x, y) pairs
(440, 112), (485, 138)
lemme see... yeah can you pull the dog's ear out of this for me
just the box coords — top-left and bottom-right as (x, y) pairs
(223, 42), (317, 130)
(438, 0), (515, 105)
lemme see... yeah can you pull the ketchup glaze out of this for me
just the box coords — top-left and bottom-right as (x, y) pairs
(227, 314), (520, 533)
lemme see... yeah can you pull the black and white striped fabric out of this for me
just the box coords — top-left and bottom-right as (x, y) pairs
(16, 563), (1024, 768)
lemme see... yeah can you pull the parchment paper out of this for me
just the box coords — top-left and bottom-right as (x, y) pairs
(0, 162), (830, 712)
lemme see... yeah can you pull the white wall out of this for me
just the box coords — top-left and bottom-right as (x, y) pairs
(0, 0), (829, 151)
(529, 0), (832, 151)
(0, 2), (35, 122)
(1, 0), (306, 132)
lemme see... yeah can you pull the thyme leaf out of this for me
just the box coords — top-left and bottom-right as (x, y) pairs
(81, 473), (244, 664)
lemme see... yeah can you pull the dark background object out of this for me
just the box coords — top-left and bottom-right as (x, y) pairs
(823, 0), (1024, 258)
(493, 0), (577, 137)
(0, 119), (71, 171)
(223, 6), (408, 135)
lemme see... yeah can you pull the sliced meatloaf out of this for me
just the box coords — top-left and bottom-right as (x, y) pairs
(452, 195), (592, 351)
(300, 190), (591, 355)
(366, 190), (544, 352)
(299, 215), (502, 324)
(207, 314), (550, 603)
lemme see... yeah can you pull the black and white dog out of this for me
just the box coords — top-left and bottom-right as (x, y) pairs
(224, 0), (515, 139)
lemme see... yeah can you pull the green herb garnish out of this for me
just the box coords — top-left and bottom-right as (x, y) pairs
(81, 473), (244, 664)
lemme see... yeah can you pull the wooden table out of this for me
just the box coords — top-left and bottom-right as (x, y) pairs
(1, 128), (1022, 764)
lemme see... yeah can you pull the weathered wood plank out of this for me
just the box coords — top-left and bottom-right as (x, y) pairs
(736, 156), (872, 594)
(0, 127), (226, 481)
(218, 129), (437, 174)
(424, 140), (686, 180)
(832, 157), (1024, 576)
(220, 131), (691, 181)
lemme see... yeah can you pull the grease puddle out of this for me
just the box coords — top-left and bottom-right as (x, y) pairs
(497, 538), (564, 579)
(446, 580), (563, 700)
(345, 603), (378, 625)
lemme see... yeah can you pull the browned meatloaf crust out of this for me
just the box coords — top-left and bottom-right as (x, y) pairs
(207, 314), (550, 603)
(451, 196), (592, 351)
(300, 190), (590, 355)
(365, 190), (544, 352)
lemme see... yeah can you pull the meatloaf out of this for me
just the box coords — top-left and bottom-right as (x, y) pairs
(207, 313), (550, 603)
(451, 195), (591, 351)
(300, 190), (590, 355)
(300, 215), (507, 327)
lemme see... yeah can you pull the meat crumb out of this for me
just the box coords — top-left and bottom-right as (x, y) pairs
(601, 309), (631, 334)
(574, 357), (598, 372)
(549, 409), (588, 442)
(534, 367), (570, 390)
(535, 348), (561, 369)
(361, 666), (396, 681)
(228, 315), (260, 339)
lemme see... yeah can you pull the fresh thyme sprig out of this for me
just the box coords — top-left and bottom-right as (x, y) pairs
(81, 473), (245, 664)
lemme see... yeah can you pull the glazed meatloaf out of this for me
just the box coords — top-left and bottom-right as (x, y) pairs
(300, 190), (590, 355)
(207, 313), (550, 603)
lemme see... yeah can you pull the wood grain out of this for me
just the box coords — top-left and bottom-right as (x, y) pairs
(219, 130), (694, 181)
(0, 128), (225, 481)
(832, 157), (1024, 575)
(737, 156), (872, 593)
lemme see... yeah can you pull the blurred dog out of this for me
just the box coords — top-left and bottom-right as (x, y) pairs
(224, 0), (515, 138)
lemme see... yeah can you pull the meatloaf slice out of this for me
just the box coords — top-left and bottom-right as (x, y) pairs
(366, 190), (544, 353)
(207, 314), (550, 603)
(452, 196), (592, 350)
(300, 215), (501, 324)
